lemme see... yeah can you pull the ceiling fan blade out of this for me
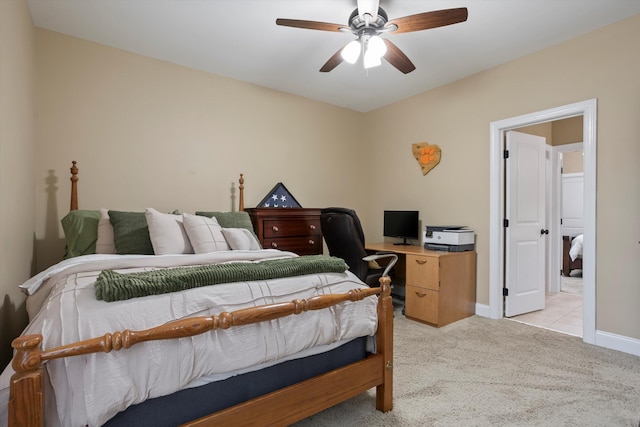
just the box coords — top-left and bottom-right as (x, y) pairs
(387, 7), (468, 34)
(320, 47), (345, 72)
(383, 39), (416, 74)
(276, 19), (346, 32)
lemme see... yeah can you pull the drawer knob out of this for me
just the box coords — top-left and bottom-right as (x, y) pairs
(272, 226), (279, 232)
(308, 239), (315, 245)
(309, 224), (316, 230)
(415, 259), (427, 265)
(415, 292), (427, 298)
(271, 242), (278, 248)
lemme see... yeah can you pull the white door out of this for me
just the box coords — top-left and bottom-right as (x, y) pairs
(561, 172), (584, 236)
(505, 131), (547, 317)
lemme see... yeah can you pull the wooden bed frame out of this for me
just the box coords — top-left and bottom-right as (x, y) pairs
(8, 161), (393, 426)
(562, 235), (583, 277)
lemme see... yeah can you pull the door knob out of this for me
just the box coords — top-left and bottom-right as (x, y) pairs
(540, 229), (549, 235)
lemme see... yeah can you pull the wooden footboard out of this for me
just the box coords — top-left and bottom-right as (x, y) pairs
(8, 278), (393, 426)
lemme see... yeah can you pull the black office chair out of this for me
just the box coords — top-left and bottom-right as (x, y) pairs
(320, 207), (396, 287)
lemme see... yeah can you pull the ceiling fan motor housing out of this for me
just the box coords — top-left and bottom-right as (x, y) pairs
(348, 7), (388, 34)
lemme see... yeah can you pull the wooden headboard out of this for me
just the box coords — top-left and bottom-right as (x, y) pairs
(68, 161), (245, 212)
(70, 161), (79, 211)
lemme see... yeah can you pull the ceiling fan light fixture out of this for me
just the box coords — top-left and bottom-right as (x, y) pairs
(367, 35), (387, 58)
(363, 48), (382, 69)
(341, 40), (361, 64)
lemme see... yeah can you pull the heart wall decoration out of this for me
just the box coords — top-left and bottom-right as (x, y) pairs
(412, 143), (441, 175)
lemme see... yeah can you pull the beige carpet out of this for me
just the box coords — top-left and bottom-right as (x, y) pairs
(294, 308), (640, 426)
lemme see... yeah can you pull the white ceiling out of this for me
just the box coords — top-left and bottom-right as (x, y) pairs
(27, 0), (640, 112)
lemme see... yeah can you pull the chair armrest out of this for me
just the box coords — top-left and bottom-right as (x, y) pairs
(363, 253), (398, 278)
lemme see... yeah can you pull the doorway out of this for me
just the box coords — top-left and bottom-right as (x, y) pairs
(510, 138), (584, 336)
(488, 99), (597, 345)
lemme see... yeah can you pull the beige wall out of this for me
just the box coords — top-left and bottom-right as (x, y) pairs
(517, 118), (584, 172)
(513, 116), (582, 146)
(0, 0), (35, 368)
(553, 116), (583, 146)
(556, 116), (584, 173)
(515, 122), (553, 141)
(563, 152), (583, 174)
(34, 30), (368, 270)
(366, 13), (640, 340)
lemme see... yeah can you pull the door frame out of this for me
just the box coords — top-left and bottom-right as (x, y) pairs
(489, 99), (597, 345)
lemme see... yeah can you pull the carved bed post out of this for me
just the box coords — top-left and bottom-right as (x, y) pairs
(238, 173), (245, 211)
(8, 336), (45, 427)
(376, 276), (393, 412)
(70, 161), (79, 211)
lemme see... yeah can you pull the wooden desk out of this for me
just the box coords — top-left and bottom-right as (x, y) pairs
(366, 242), (476, 327)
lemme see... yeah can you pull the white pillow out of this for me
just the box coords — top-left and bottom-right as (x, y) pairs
(95, 208), (116, 254)
(145, 208), (193, 255)
(221, 228), (261, 250)
(182, 212), (230, 253)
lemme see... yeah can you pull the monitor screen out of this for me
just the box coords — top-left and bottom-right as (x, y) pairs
(383, 210), (419, 245)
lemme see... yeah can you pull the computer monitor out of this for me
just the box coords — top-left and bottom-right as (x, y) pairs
(383, 210), (419, 245)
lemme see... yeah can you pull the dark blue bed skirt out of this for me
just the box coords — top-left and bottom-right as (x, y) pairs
(104, 336), (369, 426)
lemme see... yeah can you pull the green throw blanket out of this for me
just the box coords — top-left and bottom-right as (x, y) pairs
(95, 255), (349, 302)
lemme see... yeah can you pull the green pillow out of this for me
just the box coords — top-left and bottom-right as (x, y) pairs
(108, 210), (154, 255)
(61, 210), (100, 258)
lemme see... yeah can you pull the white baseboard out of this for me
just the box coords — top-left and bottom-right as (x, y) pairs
(475, 303), (491, 318)
(475, 303), (640, 357)
(595, 330), (640, 357)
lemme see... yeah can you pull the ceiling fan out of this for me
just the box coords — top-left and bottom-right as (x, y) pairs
(276, 0), (468, 74)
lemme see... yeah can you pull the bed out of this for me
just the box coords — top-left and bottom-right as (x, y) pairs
(562, 234), (583, 277)
(2, 162), (393, 426)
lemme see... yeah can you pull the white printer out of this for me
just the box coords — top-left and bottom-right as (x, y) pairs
(423, 226), (475, 252)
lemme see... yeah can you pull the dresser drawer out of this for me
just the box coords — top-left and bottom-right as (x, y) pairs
(405, 286), (439, 325)
(246, 208), (323, 256)
(263, 236), (322, 255)
(263, 219), (321, 238)
(406, 255), (439, 290)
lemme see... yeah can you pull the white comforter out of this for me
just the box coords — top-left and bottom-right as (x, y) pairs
(569, 234), (584, 261)
(0, 250), (377, 426)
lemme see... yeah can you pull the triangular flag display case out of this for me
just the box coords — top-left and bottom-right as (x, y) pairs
(257, 182), (301, 208)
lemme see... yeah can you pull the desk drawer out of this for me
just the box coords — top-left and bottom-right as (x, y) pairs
(263, 219), (321, 238)
(406, 255), (439, 290)
(405, 286), (439, 325)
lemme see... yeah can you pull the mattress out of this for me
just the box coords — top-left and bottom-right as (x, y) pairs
(0, 250), (377, 426)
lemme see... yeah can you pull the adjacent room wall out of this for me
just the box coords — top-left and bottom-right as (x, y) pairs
(0, 0), (36, 368)
(364, 13), (640, 340)
(552, 116), (583, 146)
(34, 29), (368, 271)
(562, 152), (584, 174)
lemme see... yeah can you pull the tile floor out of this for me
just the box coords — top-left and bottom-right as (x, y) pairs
(509, 291), (583, 337)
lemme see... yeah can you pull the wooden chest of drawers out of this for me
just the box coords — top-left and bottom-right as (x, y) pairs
(404, 250), (476, 327)
(245, 208), (322, 255)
